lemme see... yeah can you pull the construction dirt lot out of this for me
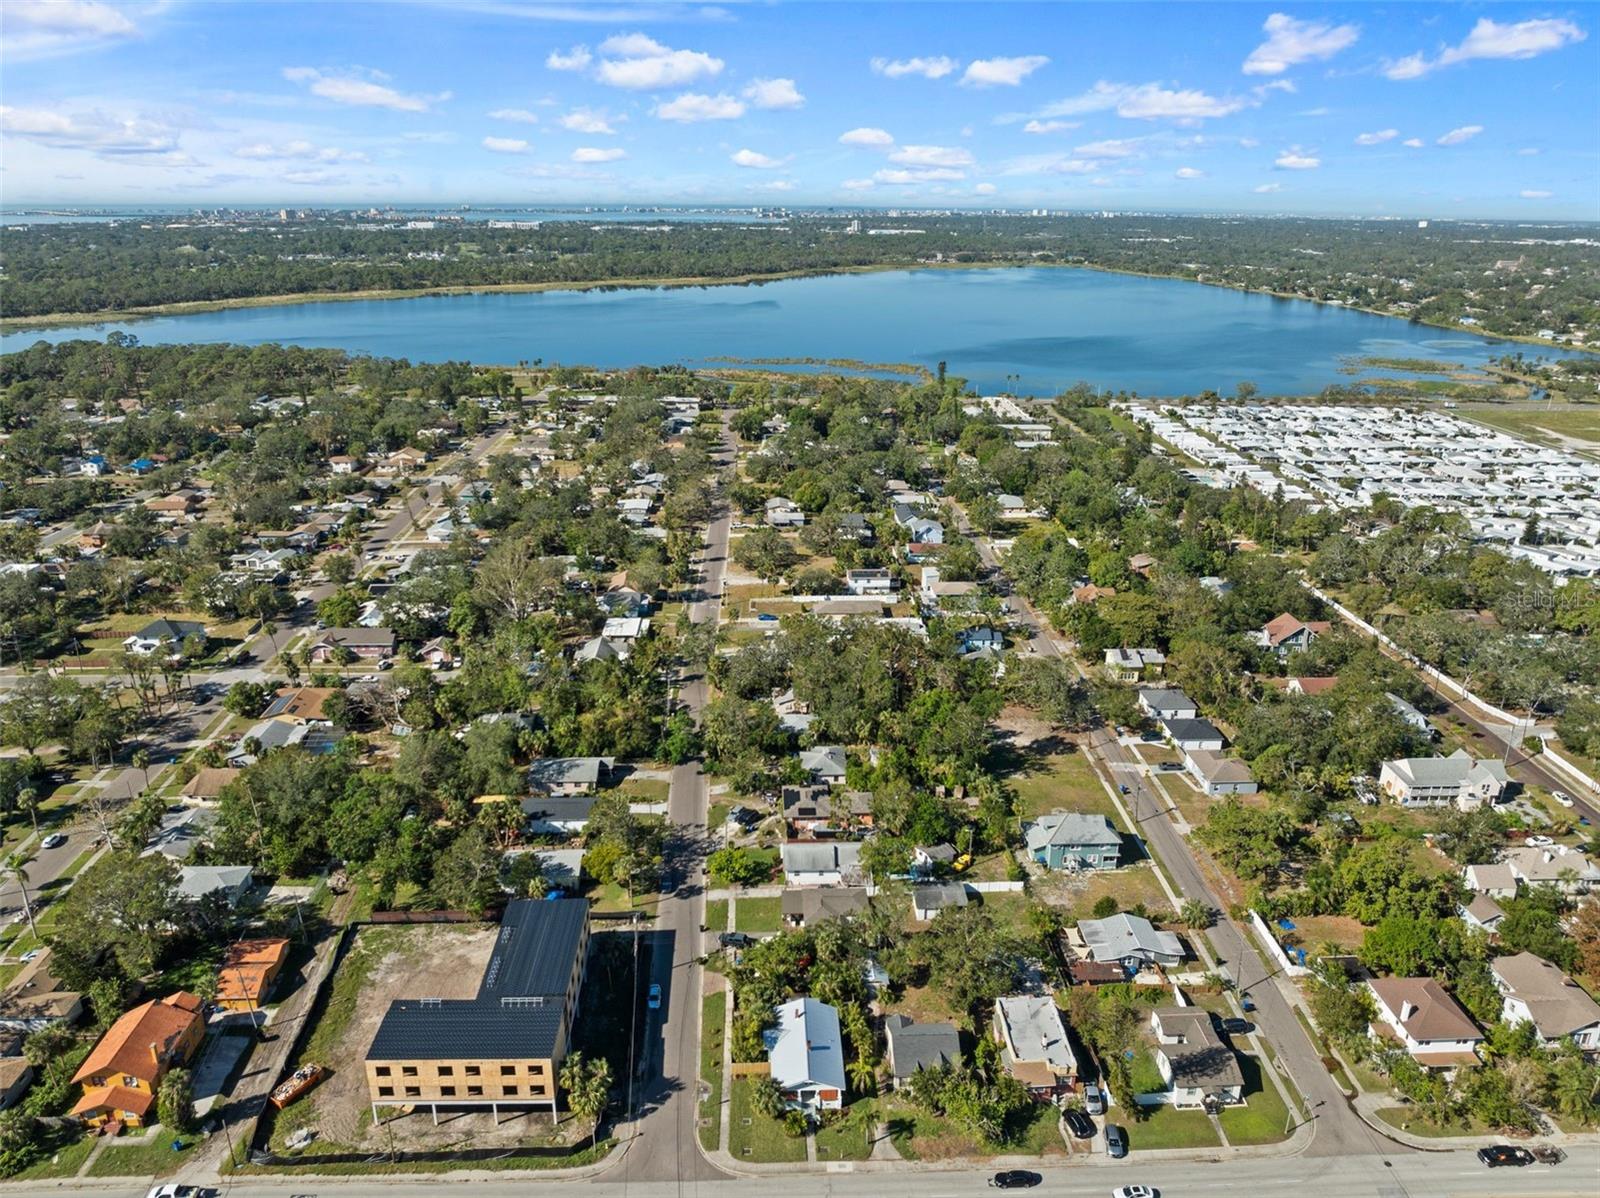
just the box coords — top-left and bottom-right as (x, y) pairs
(268, 923), (590, 1155)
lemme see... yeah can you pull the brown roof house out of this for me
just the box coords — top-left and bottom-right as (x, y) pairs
(1491, 953), (1600, 1052)
(0, 950), (83, 1034)
(71, 992), (205, 1128)
(1146, 1007), (1244, 1110)
(180, 766), (241, 802)
(1256, 613), (1332, 657)
(308, 627), (395, 663)
(1365, 977), (1483, 1069)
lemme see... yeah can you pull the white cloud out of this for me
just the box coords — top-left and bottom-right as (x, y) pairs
(1520, 189), (1552, 199)
(595, 32), (722, 89)
(1037, 79), (1251, 122)
(1402, 137), (1424, 148)
(0, 104), (177, 155)
(874, 167), (966, 184)
(1255, 79), (1296, 95)
(839, 177), (876, 190)
(888, 144), (973, 167)
(1436, 124), (1483, 146)
(1274, 150), (1320, 169)
(571, 146), (625, 162)
(1298, 107), (1330, 117)
(283, 67), (447, 112)
(1386, 17), (1586, 79)
(1022, 119), (1078, 134)
(731, 148), (786, 169)
(1, 0), (140, 61)
(974, 182), (997, 195)
(235, 139), (368, 163)
(1074, 137), (1142, 159)
(546, 44), (592, 72)
(1517, 147), (1540, 156)
(489, 108), (540, 124)
(559, 107), (618, 134)
(1354, 128), (1398, 146)
(960, 55), (1049, 88)
(280, 168), (353, 186)
(482, 135), (531, 154)
(1238, 137), (1261, 149)
(1243, 12), (1360, 75)
(1254, 182), (1284, 193)
(757, 179), (796, 192)
(1175, 166), (1204, 179)
(1000, 153), (1099, 176)
(742, 78), (805, 110)
(653, 92), (744, 122)
(839, 126), (893, 147)
(870, 55), (959, 80)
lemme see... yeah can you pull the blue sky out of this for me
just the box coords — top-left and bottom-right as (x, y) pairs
(1, 1), (1595, 218)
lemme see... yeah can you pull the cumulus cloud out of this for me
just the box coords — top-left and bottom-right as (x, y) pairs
(235, 139), (367, 163)
(546, 44), (592, 72)
(489, 108), (540, 124)
(870, 55), (958, 80)
(653, 92), (744, 122)
(0, 104), (177, 155)
(960, 55), (1049, 88)
(1022, 119), (1078, 134)
(1074, 137), (1143, 159)
(974, 182), (997, 195)
(1436, 124), (1483, 146)
(1402, 137), (1424, 148)
(1354, 128), (1398, 146)
(1, 0), (140, 61)
(1385, 17), (1585, 80)
(1274, 150), (1320, 169)
(1520, 189), (1552, 199)
(1175, 166), (1204, 179)
(1243, 12), (1360, 75)
(888, 144), (974, 167)
(874, 166), (966, 184)
(283, 67), (447, 112)
(1035, 79), (1251, 122)
(731, 148), (787, 168)
(595, 32), (722, 89)
(559, 107), (618, 134)
(571, 146), (625, 162)
(839, 126), (894, 147)
(482, 135), (530, 154)
(1254, 182), (1284, 193)
(742, 78), (805, 110)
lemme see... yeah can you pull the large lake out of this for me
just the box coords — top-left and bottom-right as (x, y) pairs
(2, 267), (1582, 395)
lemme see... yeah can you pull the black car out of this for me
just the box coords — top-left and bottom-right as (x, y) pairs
(1104, 1123), (1128, 1159)
(718, 931), (753, 948)
(1063, 1108), (1095, 1139)
(1220, 1017), (1255, 1036)
(989, 1171), (1041, 1189)
(1477, 1146), (1534, 1168)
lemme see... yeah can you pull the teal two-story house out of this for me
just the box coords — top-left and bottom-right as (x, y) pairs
(1026, 812), (1123, 871)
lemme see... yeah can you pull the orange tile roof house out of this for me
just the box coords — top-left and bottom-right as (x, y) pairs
(70, 992), (205, 1128)
(216, 939), (291, 1012)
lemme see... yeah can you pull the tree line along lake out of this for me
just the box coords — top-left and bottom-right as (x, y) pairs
(1, 265), (1587, 396)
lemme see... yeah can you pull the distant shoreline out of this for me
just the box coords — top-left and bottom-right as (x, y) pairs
(2, 260), (1593, 356)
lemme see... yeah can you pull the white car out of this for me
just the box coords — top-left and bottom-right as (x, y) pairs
(1112, 1188), (1160, 1198)
(1552, 791), (1575, 808)
(1525, 835), (1555, 848)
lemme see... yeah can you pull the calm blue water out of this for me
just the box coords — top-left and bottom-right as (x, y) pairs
(2, 267), (1583, 396)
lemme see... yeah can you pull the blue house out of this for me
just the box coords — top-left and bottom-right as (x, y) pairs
(1025, 812), (1123, 871)
(129, 458), (157, 475)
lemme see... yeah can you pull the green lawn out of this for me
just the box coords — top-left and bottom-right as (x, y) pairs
(1373, 1107), (1496, 1138)
(1124, 1103), (1221, 1150)
(815, 1102), (876, 1161)
(734, 895), (782, 933)
(1217, 1055), (1292, 1145)
(85, 1133), (197, 1178)
(699, 992), (726, 1151)
(705, 898), (729, 933)
(728, 1078), (806, 1162)
(1006, 750), (1115, 823)
(10, 1133), (94, 1180)
(615, 777), (671, 804)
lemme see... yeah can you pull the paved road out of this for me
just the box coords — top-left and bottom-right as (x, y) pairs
(963, 518), (1377, 1160)
(614, 420), (734, 1185)
(30, 1143), (1600, 1198)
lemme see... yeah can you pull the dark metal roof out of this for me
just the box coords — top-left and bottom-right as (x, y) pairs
(365, 898), (588, 1064)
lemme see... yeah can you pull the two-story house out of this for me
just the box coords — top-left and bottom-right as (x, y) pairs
(1366, 976), (1483, 1070)
(1025, 812), (1123, 872)
(71, 992), (205, 1128)
(1490, 953), (1600, 1052)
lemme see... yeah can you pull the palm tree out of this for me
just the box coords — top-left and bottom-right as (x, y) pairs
(16, 789), (39, 836)
(131, 748), (152, 794)
(847, 1056), (878, 1097)
(5, 851), (39, 940)
(1179, 899), (1211, 930)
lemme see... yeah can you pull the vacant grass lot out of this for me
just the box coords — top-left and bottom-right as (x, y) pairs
(85, 1135), (197, 1178)
(734, 895), (782, 933)
(1007, 748), (1117, 823)
(1465, 404), (1600, 447)
(704, 898), (729, 933)
(728, 1078), (806, 1162)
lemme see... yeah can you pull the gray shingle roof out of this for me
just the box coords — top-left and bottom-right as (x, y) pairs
(1025, 812), (1121, 852)
(884, 1014), (960, 1079)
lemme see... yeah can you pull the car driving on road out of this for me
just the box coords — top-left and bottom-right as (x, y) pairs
(988, 1171), (1041, 1188)
(1477, 1145), (1534, 1167)
(646, 983), (662, 1010)
(40, 833), (67, 849)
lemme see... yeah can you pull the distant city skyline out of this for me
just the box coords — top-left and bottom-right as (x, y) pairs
(1, 1), (1596, 219)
